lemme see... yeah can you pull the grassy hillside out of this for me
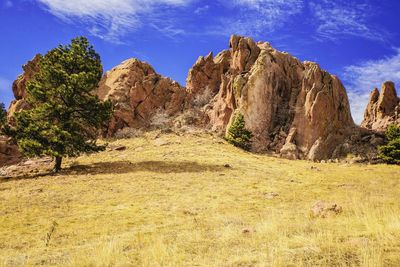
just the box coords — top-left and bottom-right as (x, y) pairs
(0, 132), (399, 266)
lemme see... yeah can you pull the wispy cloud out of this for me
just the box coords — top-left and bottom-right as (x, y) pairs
(343, 49), (400, 124)
(211, 0), (303, 37)
(309, 0), (386, 42)
(31, 0), (391, 45)
(194, 5), (209, 15)
(35, 0), (193, 43)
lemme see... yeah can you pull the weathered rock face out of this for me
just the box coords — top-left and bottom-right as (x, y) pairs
(0, 136), (22, 168)
(95, 59), (187, 136)
(7, 54), (41, 120)
(1, 56), (41, 167)
(361, 81), (400, 131)
(187, 35), (355, 160)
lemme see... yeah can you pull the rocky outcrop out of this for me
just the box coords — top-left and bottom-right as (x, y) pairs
(0, 136), (22, 168)
(5, 55), (188, 137)
(7, 54), (41, 121)
(4, 36), (387, 162)
(361, 82), (400, 131)
(187, 35), (355, 160)
(1, 56), (41, 167)
(186, 51), (231, 95)
(95, 59), (187, 136)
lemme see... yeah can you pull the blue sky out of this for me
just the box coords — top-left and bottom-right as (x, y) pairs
(0, 0), (399, 123)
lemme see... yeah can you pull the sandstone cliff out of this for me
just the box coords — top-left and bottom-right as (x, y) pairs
(187, 35), (355, 160)
(7, 54), (41, 121)
(361, 81), (400, 132)
(95, 59), (187, 136)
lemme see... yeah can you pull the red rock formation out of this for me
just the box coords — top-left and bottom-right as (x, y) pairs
(7, 54), (41, 121)
(187, 35), (355, 160)
(95, 59), (187, 136)
(4, 36), (385, 163)
(1, 56), (41, 167)
(361, 81), (400, 131)
(0, 136), (22, 167)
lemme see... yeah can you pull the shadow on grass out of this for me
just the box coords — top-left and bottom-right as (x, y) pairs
(65, 160), (227, 175)
(1, 160), (229, 182)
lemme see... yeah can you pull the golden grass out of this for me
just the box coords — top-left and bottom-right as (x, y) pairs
(0, 131), (399, 266)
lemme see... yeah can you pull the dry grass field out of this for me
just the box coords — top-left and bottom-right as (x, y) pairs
(0, 131), (399, 266)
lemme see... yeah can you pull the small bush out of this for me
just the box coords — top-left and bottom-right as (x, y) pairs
(114, 127), (143, 139)
(193, 87), (214, 108)
(385, 124), (400, 141)
(0, 103), (9, 135)
(225, 113), (253, 151)
(379, 124), (400, 164)
(173, 109), (200, 127)
(150, 109), (171, 129)
(0, 103), (6, 124)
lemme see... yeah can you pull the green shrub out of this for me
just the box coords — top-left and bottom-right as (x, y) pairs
(0, 103), (6, 128)
(0, 103), (10, 136)
(225, 113), (253, 151)
(379, 124), (400, 164)
(385, 124), (400, 141)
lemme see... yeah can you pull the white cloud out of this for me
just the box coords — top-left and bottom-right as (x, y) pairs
(35, 0), (192, 43)
(194, 5), (209, 15)
(343, 49), (400, 124)
(310, 0), (386, 42)
(32, 0), (390, 45)
(210, 0), (303, 37)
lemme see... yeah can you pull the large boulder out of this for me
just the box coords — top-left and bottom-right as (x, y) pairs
(95, 59), (187, 136)
(7, 54), (41, 121)
(187, 35), (355, 160)
(361, 81), (400, 132)
(0, 136), (22, 168)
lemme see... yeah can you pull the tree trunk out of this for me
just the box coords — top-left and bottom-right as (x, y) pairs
(53, 156), (62, 173)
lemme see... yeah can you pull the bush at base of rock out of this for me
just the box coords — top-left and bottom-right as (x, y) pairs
(114, 127), (143, 139)
(150, 109), (171, 130)
(379, 124), (400, 164)
(193, 87), (214, 108)
(173, 109), (201, 128)
(0, 103), (6, 127)
(225, 113), (253, 151)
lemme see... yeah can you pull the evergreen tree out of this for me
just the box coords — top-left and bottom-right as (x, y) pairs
(379, 124), (400, 165)
(0, 103), (6, 129)
(225, 113), (253, 151)
(13, 37), (112, 172)
(0, 103), (12, 137)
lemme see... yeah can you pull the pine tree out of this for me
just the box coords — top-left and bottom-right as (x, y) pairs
(0, 103), (12, 137)
(225, 113), (253, 151)
(13, 37), (113, 172)
(379, 124), (400, 165)
(0, 103), (6, 129)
